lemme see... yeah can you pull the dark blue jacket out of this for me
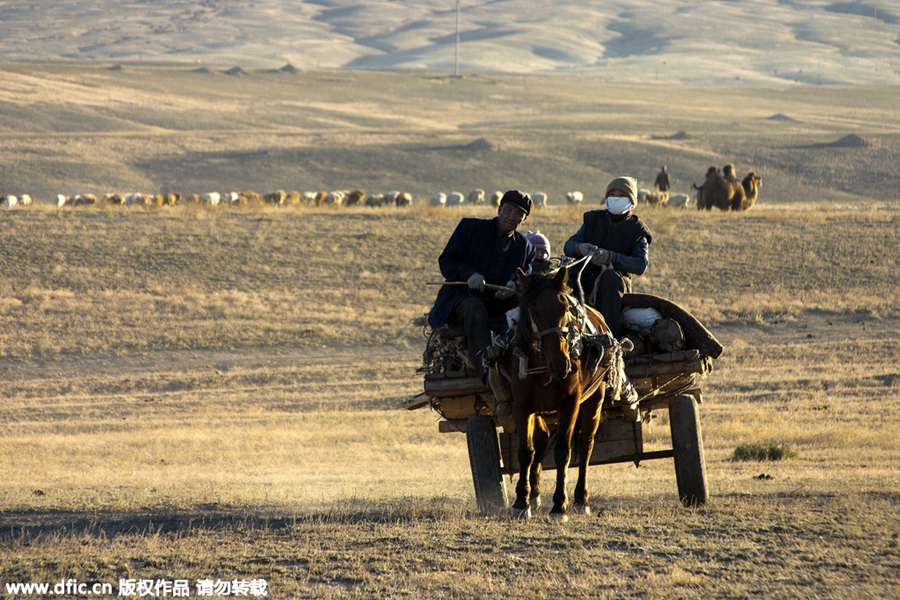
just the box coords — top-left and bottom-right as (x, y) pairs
(428, 217), (535, 328)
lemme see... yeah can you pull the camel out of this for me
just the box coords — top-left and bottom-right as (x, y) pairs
(694, 165), (759, 211)
(693, 166), (729, 210)
(738, 172), (762, 210)
(723, 164), (746, 211)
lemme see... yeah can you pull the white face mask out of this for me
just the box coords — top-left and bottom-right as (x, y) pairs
(606, 195), (634, 215)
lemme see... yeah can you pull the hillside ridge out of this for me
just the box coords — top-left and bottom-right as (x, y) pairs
(1, 0), (898, 84)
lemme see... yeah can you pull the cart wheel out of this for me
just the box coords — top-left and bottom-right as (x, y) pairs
(669, 394), (709, 507)
(466, 415), (509, 515)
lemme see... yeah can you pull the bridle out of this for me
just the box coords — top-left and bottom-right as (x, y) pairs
(529, 308), (574, 355)
(520, 294), (598, 383)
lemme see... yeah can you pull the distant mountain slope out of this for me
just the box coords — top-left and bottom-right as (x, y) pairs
(1, 0), (898, 84)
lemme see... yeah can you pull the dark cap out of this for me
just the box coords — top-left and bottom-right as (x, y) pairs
(499, 189), (533, 217)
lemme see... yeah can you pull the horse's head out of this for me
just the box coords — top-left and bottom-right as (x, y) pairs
(517, 266), (575, 380)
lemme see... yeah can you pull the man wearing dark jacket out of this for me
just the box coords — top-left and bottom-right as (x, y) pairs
(655, 165), (671, 204)
(563, 176), (652, 337)
(429, 190), (536, 379)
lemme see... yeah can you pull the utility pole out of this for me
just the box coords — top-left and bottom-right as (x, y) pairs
(454, 0), (460, 77)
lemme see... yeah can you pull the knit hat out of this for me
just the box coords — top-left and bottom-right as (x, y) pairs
(526, 230), (551, 256)
(605, 176), (638, 204)
(499, 189), (533, 217)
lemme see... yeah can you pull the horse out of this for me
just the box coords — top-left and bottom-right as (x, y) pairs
(505, 265), (624, 521)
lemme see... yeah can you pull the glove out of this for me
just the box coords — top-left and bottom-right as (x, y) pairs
(494, 280), (516, 300)
(576, 243), (597, 258)
(591, 248), (612, 266)
(467, 272), (486, 292)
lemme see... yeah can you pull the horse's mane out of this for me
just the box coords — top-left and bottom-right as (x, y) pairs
(516, 271), (572, 346)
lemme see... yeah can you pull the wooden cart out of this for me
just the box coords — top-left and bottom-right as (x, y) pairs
(409, 293), (723, 515)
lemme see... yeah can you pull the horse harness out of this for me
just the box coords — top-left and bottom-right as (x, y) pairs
(516, 294), (615, 394)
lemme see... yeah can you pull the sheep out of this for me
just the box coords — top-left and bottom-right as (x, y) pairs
(104, 193), (125, 205)
(240, 190), (265, 205)
(124, 193), (146, 206)
(284, 191), (302, 206)
(467, 189), (485, 204)
(666, 193), (692, 208)
(164, 192), (182, 206)
(20, 194), (32, 206)
(445, 192), (465, 206)
(1, 195), (19, 209)
(264, 190), (286, 205)
(301, 191), (318, 205)
(345, 189), (366, 207)
(430, 193), (447, 206)
(323, 191), (345, 205)
(396, 192), (413, 207)
(365, 193), (386, 207)
(531, 192), (547, 208)
(637, 189), (662, 205)
(72, 194), (97, 206)
(489, 190), (503, 207)
(56, 194), (69, 207)
(566, 191), (584, 204)
(202, 192), (222, 206)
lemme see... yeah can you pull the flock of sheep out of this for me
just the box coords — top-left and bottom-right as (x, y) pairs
(0, 189), (566, 210)
(0, 194), (34, 209)
(0, 189), (415, 209)
(2, 168), (758, 211)
(428, 189), (694, 208)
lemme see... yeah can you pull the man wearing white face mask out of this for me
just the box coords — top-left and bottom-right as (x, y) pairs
(563, 176), (652, 337)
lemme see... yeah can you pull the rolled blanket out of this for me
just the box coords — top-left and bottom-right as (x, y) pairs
(622, 293), (724, 359)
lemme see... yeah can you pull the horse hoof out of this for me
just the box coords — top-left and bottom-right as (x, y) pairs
(549, 512), (569, 523)
(511, 507), (532, 520)
(531, 496), (542, 510)
(572, 504), (591, 516)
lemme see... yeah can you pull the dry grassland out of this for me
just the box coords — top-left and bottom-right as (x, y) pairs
(1, 202), (898, 598)
(1, 65), (899, 598)
(3, 64), (900, 204)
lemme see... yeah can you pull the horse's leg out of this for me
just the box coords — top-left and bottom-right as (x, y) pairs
(550, 399), (579, 520)
(573, 388), (605, 514)
(530, 416), (550, 511)
(512, 413), (535, 519)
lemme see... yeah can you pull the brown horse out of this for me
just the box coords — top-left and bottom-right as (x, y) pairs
(507, 266), (619, 520)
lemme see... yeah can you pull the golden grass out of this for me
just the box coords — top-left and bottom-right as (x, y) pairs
(2, 493), (897, 598)
(1, 203), (899, 597)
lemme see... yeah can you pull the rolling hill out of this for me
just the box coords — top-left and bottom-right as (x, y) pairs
(1, 0), (899, 84)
